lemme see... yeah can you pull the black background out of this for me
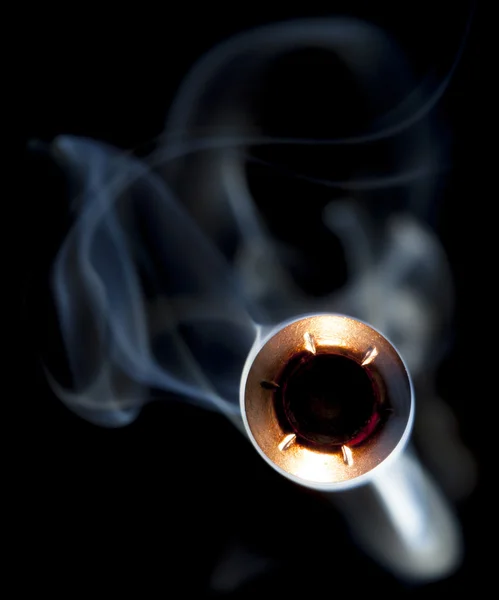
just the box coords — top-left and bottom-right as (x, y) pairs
(21, 2), (488, 596)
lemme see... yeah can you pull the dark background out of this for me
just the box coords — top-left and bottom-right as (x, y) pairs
(21, 2), (487, 596)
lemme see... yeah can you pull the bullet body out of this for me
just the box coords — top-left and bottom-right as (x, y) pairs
(240, 314), (461, 581)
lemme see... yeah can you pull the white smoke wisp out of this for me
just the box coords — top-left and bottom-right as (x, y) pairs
(48, 135), (261, 426)
(44, 16), (474, 500)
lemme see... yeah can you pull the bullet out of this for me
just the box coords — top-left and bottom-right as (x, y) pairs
(241, 314), (413, 490)
(240, 314), (462, 581)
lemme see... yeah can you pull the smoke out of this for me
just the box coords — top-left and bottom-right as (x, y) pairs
(47, 135), (261, 426)
(40, 17), (474, 495)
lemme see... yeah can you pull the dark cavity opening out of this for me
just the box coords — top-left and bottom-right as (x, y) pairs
(276, 353), (377, 447)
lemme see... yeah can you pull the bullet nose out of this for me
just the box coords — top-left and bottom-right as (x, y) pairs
(241, 314), (413, 490)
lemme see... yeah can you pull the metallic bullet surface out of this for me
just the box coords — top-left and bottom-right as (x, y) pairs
(241, 314), (413, 490)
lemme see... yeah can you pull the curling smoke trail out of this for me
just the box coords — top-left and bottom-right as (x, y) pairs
(48, 136), (260, 425)
(43, 17), (474, 499)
